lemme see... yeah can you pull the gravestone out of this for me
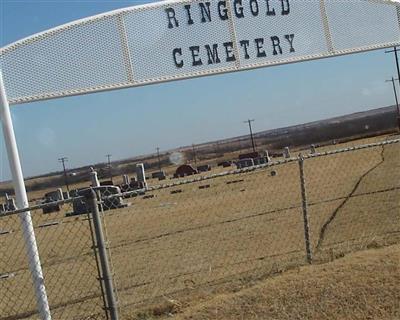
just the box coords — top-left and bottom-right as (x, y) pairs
(152, 171), (166, 180)
(197, 165), (211, 172)
(42, 189), (64, 214)
(236, 158), (254, 169)
(136, 163), (147, 189)
(284, 147), (291, 159)
(218, 161), (232, 168)
(6, 198), (16, 211)
(56, 188), (64, 201)
(264, 150), (271, 163)
(122, 174), (130, 185)
(89, 167), (100, 187)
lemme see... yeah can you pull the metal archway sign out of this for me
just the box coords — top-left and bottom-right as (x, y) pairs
(0, 1), (399, 319)
(1, 0), (400, 105)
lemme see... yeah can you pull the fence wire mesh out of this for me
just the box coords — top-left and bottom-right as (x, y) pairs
(1, 137), (399, 319)
(100, 160), (307, 317)
(97, 137), (400, 318)
(304, 140), (400, 260)
(0, 199), (105, 320)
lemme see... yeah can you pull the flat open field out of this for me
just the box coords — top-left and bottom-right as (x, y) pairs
(0, 134), (399, 319)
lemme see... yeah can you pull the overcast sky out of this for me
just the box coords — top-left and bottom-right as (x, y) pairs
(0, 0), (398, 182)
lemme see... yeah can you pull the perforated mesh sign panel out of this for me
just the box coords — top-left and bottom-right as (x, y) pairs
(230, 0), (329, 68)
(124, 2), (237, 81)
(1, 0), (399, 105)
(326, 0), (400, 51)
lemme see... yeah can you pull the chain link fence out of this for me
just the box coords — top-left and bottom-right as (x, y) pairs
(0, 197), (106, 320)
(1, 138), (399, 319)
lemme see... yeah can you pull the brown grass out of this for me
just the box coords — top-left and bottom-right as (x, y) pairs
(0, 135), (399, 319)
(171, 244), (400, 320)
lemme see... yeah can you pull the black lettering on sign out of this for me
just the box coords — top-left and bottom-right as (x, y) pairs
(205, 44), (221, 64)
(265, 0), (276, 16)
(254, 38), (267, 57)
(173, 48), (183, 68)
(189, 46), (203, 66)
(271, 36), (283, 55)
(218, 1), (229, 20)
(200, 2), (212, 23)
(284, 34), (295, 52)
(240, 40), (250, 59)
(250, 0), (259, 17)
(234, 0), (244, 18)
(165, 8), (179, 28)
(281, 0), (290, 15)
(223, 42), (236, 62)
(184, 5), (194, 25)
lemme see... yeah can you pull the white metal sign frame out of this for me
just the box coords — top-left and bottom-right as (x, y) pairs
(0, 1), (399, 319)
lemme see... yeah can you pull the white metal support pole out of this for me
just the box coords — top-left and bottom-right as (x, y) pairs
(0, 71), (52, 320)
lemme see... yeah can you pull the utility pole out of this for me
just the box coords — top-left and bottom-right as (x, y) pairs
(385, 47), (400, 89)
(386, 77), (400, 130)
(214, 142), (220, 156)
(192, 144), (197, 165)
(156, 147), (162, 171)
(58, 157), (69, 192)
(105, 154), (112, 180)
(244, 119), (256, 153)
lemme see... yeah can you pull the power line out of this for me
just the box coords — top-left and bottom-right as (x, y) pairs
(243, 119), (256, 153)
(385, 47), (400, 89)
(156, 147), (162, 171)
(105, 154), (112, 180)
(192, 144), (197, 165)
(58, 157), (69, 192)
(385, 77), (400, 130)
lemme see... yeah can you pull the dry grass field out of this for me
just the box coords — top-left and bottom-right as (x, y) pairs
(173, 244), (400, 320)
(0, 134), (399, 320)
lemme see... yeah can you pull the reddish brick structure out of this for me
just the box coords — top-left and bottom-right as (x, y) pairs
(175, 164), (197, 177)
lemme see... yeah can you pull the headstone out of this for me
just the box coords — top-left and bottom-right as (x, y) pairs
(42, 189), (63, 214)
(197, 165), (211, 172)
(310, 144), (316, 154)
(265, 150), (271, 163)
(217, 161), (231, 168)
(151, 171), (166, 180)
(90, 167), (100, 187)
(236, 158), (254, 169)
(6, 198), (16, 211)
(254, 157), (268, 165)
(136, 163), (147, 189)
(97, 186), (128, 211)
(283, 147), (291, 159)
(122, 174), (130, 185)
(56, 188), (64, 201)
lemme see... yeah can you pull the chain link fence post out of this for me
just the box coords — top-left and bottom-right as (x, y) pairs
(80, 188), (119, 320)
(298, 155), (313, 264)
